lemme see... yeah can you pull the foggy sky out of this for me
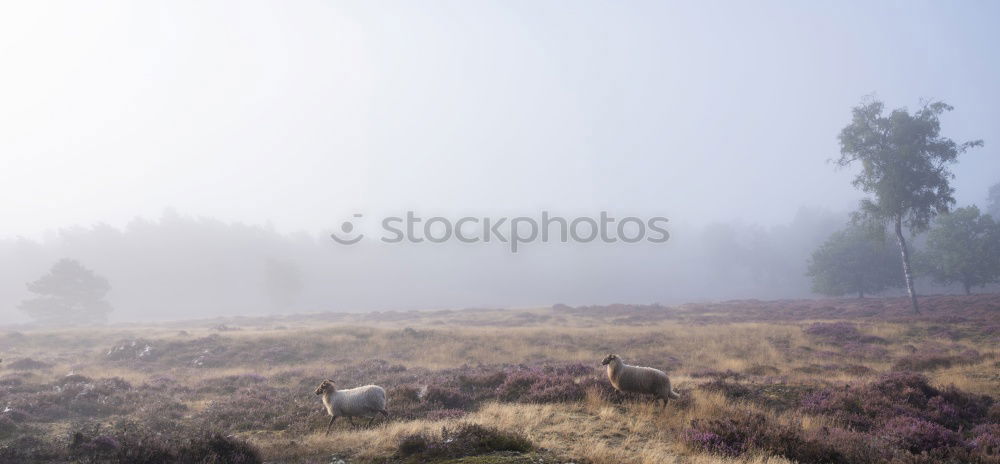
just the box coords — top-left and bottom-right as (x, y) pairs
(2, 2), (999, 323)
(3, 1), (998, 239)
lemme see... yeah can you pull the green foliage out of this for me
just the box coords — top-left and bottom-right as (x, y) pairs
(919, 206), (1000, 294)
(835, 98), (982, 312)
(18, 259), (113, 325)
(837, 99), (983, 232)
(807, 227), (902, 297)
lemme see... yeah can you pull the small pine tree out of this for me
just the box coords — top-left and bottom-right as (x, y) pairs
(19, 259), (113, 325)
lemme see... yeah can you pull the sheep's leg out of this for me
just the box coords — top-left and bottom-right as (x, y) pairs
(367, 416), (376, 427)
(379, 409), (389, 418)
(325, 416), (337, 435)
(349, 417), (356, 427)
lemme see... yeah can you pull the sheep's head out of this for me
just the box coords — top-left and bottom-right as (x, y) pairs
(315, 379), (337, 395)
(601, 354), (620, 365)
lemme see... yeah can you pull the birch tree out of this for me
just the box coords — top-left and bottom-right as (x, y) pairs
(836, 99), (982, 313)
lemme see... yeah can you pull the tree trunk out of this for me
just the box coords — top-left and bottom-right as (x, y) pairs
(963, 281), (971, 295)
(858, 289), (864, 299)
(894, 216), (919, 314)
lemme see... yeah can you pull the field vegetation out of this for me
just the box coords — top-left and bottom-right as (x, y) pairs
(1, 294), (998, 463)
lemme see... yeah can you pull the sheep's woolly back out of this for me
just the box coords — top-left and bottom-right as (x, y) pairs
(322, 385), (387, 418)
(606, 357), (679, 399)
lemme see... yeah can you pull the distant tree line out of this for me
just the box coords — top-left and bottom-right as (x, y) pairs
(808, 203), (1000, 299)
(2, 208), (854, 327)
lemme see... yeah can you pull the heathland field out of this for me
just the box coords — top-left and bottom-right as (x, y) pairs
(1, 295), (999, 463)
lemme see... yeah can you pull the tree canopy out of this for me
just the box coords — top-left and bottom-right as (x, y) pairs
(836, 98), (982, 312)
(19, 259), (113, 325)
(807, 226), (902, 298)
(920, 206), (1000, 294)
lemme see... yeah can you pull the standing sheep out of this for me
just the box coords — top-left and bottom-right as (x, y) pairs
(601, 354), (679, 407)
(314, 379), (388, 434)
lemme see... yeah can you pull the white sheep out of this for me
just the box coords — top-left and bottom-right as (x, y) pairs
(601, 353), (679, 407)
(314, 379), (388, 434)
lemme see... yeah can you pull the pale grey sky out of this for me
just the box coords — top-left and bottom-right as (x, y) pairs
(2, 1), (998, 239)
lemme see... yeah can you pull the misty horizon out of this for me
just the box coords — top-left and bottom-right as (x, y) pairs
(4, 204), (993, 324)
(3, 1), (999, 323)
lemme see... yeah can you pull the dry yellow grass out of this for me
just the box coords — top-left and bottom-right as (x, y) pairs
(258, 391), (795, 464)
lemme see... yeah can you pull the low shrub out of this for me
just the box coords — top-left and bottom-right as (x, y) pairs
(522, 375), (585, 403)
(106, 339), (160, 362)
(495, 371), (537, 401)
(801, 372), (993, 432)
(699, 380), (810, 411)
(424, 409), (468, 421)
(0, 436), (64, 462)
(0, 415), (17, 438)
(744, 365), (781, 376)
(0, 407), (31, 423)
(256, 345), (301, 363)
(811, 427), (894, 464)
(396, 423), (531, 459)
(969, 424), (1000, 456)
(494, 367), (587, 403)
(893, 349), (982, 371)
(796, 364), (874, 376)
(841, 342), (889, 360)
(0, 375), (25, 387)
(879, 416), (962, 454)
(804, 322), (886, 345)
(456, 371), (507, 392)
(423, 385), (474, 409)
(690, 368), (743, 381)
(6, 358), (52, 370)
(699, 379), (752, 400)
(8, 376), (134, 421)
(397, 433), (430, 456)
(683, 410), (841, 462)
(683, 429), (741, 456)
(68, 427), (262, 464)
(197, 374), (268, 394)
(196, 388), (292, 431)
(177, 433), (262, 464)
(388, 384), (422, 403)
(70, 432), (122, 461)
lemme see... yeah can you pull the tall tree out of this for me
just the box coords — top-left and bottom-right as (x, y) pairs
(19, 259), (113, 325)
(988, 182), (1000, 219)
(807, 226), (902, 298)
(920, 206), (1000, 294)
(836, 99), (982, 313)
